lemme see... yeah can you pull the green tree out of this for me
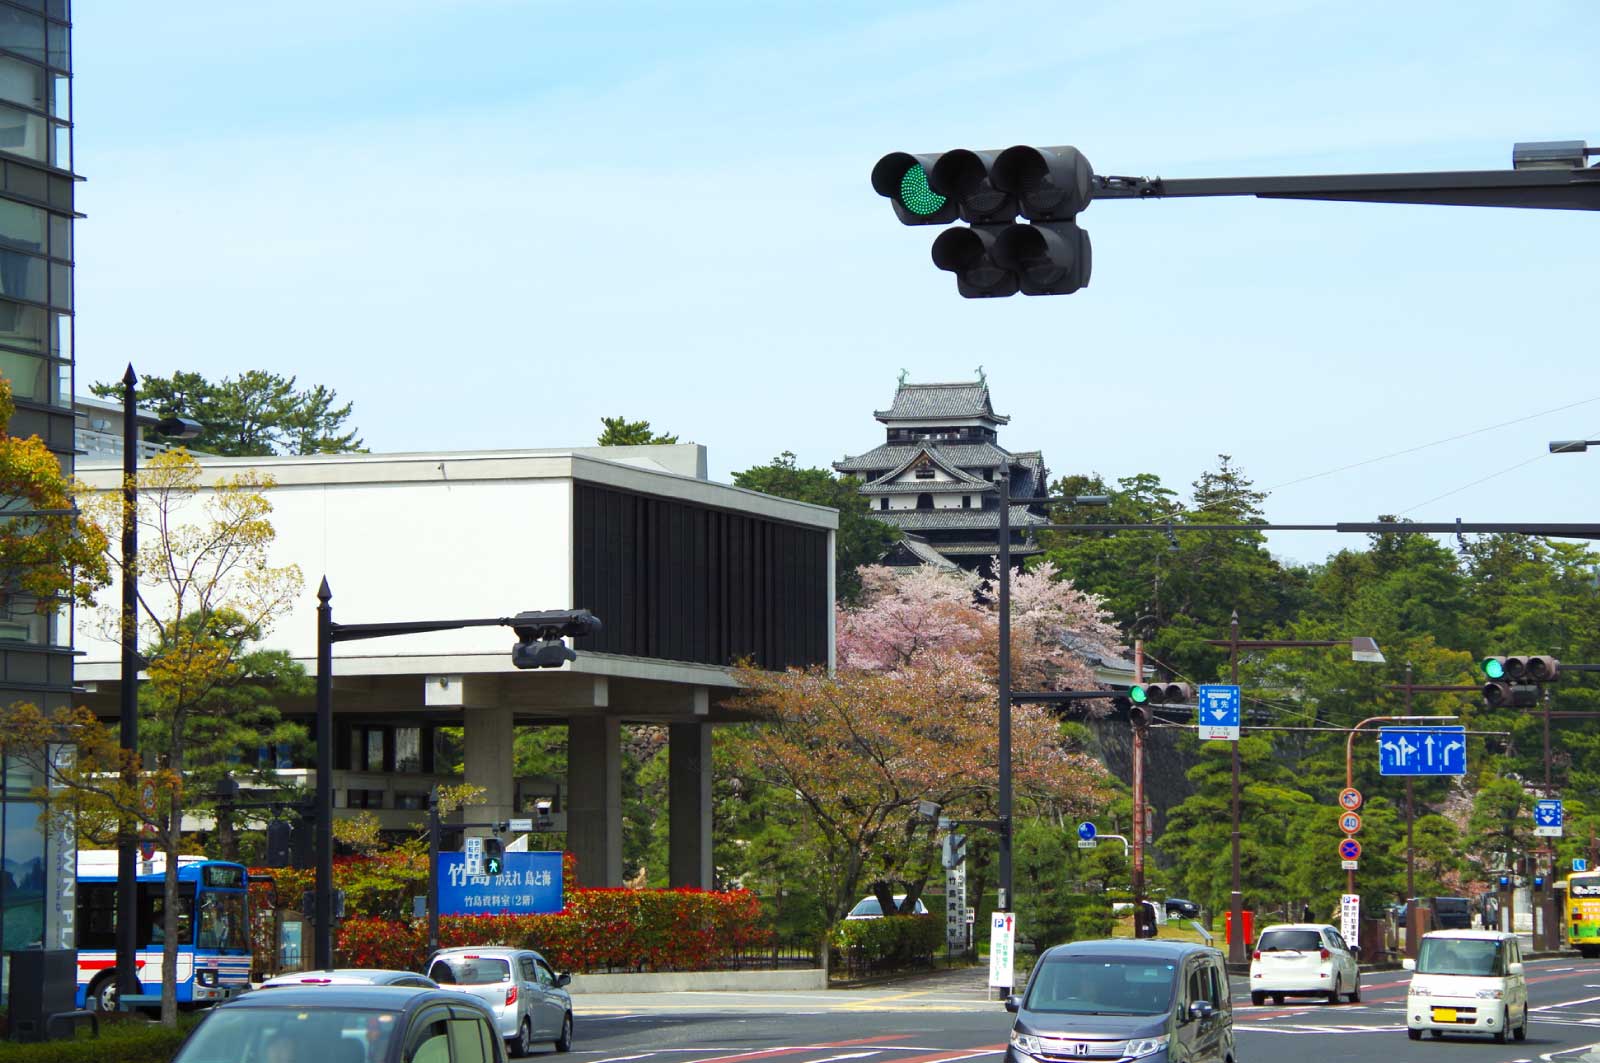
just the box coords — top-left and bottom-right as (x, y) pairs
(596, 416), (678, 446)
(90, 370), (364, 457)
(732, 452), (898, 602)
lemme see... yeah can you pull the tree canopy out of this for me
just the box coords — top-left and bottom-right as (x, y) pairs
(90, 369), (364, 457)
(596, 416), (678, 446)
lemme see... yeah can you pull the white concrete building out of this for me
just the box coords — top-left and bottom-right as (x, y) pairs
(74, 440), (837, 887)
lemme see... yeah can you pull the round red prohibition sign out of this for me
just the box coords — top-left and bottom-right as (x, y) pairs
(1340, 812), (1362, 834)
(1338, 787), (1362, 811)
(1338, 838), (1362, 861)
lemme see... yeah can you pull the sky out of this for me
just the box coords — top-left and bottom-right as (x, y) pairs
(70, 0), (1600, 568)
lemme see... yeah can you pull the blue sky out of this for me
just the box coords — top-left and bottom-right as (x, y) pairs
(71, 1), (1599, 566)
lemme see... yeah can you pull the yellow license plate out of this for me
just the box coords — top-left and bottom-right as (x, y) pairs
(1432, 1008), (1458, 1023)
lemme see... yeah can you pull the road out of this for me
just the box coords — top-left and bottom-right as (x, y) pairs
(546, 958), (1600, 1063)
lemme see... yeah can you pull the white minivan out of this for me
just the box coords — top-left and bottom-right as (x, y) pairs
(1403, 930), (1528, 1042)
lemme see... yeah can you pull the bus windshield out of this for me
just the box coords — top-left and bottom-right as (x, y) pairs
(197, 890), (247, 951)
(1571, 875), (1600, 898)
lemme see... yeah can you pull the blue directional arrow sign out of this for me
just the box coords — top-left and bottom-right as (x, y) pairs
(1077, 821), (1097, 842)
(1197, 685), (1241, 741)
(1535, 799), (1564, 837)
(1378, 726), (1467, 776)
(1575, 858), (1590, 873)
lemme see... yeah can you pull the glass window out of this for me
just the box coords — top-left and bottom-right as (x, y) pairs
(1, 800), (46, 952)
(44, 21), (64, 71)
(46, 213), (65, 258)
(0, 199), (43, 251)
(1257, 929), (1323, 952)
(0, 103), (44, 161)
(394, 792), (426, 811)
(395, 727), (421, 773)
(48, 118), (64, 169)
(407, 1018), (450, 1063)
(447, 1018), (491, 1063)
(140, 882), (195, 946)
(0, 9), (45, 64)
(0, 56), (43, 111)
(1022, 955), (1178, 1016)
(196, 890), (247, 951)
(366, 728), (384, 771)
(428, 956), (510, 985)
(47, 260), (66, 308)
(49, 310), (67, 355)
(1417, 937), (1505, 976)
(47, 73), (63, 119)
(2, 752), (41, 795)
(0, 247), (44, 301)
(0, 347), (46, 400)
(174, 1007), (400, 1063)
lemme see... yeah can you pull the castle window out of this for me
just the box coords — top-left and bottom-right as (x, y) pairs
(962, 496), (971, 509)
(916, 493), (933, 510)
(880, 498), (889, 511)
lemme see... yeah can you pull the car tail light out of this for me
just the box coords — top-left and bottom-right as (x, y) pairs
(1320, 948), (1330, 960)
(505, 985), (518, 1006)
(1252, 951), (1261, 961)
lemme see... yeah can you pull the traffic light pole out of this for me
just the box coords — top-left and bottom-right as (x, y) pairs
(314, 581), (599, 969)
(1131, 640), (1147, 930)
(997, 475), (1013, 914)
(1090, 165), (1600, 211)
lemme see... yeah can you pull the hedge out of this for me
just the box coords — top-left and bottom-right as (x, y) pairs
(0, 1014), (200, 1063)
(340, 887), (769, 973)
(829, 914), (943, 972)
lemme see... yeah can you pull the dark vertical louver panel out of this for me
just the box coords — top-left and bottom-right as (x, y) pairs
(572, 483), (829, 669)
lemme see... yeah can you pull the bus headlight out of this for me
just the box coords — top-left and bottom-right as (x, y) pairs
(197, 969), (218, 986)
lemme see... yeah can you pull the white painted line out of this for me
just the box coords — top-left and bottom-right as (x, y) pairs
(804, 1054), (884, 1063)
(1533, 994), (1600, 1012)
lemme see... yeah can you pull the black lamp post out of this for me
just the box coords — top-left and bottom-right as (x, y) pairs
(115, 365), (199, 1005)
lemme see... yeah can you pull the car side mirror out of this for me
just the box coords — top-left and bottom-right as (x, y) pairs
(1401, 958), (1416, 971)
(555, 972), (572, 988)
(1189, 1001), (1214, 1022)
(1508, 962), (1524, 975)
(1004, 995), (1020, 1013)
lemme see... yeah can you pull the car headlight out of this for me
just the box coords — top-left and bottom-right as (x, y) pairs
(1125, 1034), (1170, 1058)
(1476, 989), (1504, 999)
(1011, 1031), (1043, 1056)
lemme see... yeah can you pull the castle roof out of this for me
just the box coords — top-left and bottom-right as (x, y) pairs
(874, 381), (1009, 425)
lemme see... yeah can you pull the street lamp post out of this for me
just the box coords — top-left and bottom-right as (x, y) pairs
(115, 365), (199, 1005)
(1204, 618), (1385, 964)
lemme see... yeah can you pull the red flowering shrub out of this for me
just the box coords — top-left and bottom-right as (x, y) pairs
(336, 883), (769, 973)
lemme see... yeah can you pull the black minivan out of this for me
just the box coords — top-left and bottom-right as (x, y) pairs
(1006, 940), (1235, 1063)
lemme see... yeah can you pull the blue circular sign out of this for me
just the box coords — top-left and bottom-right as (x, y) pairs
(1077, 821), (1097, 841)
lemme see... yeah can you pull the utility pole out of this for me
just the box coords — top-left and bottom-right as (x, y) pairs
(996, 472), (1013, 914)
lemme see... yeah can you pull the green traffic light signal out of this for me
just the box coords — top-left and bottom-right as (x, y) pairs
(485, 856), (502, 876)
(1129, 685), (1148, 704)
(1483, 657), (1505, 679)
(898, 163), (947, 217)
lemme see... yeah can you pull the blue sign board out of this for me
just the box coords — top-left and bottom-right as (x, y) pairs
(1377, 726), (1467, 776)
(1196, 685), (1241, 740)
(1536, 799), (1563, 828)
(1077, 821), (1097, 842)
(438, 851), (563, 917)
(1575, 858), (1589, 873)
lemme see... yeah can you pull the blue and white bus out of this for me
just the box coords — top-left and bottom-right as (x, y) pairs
(74, 851), (252, 1010)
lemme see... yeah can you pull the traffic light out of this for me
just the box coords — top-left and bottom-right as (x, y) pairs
(1482, 655), (1561, 682)
(511, 609), (601, 670)
(873, 144), (1095, 298)
(483, 838), (504, 877)
(942, 833), (968, 869)
(1130, 682), (1195, 704)
(264, 820), (291, 868)
(1482, 680), (1539, 708)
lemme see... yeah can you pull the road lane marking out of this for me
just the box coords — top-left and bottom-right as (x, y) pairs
(1535, 995), (1600, 1012)
(673, 1034), (909, 1063)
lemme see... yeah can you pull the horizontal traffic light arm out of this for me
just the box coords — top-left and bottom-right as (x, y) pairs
(331, 609), (601, 644)
(1091, 167), (1600, 211)
(1032, 521), (1600, 540)
(1011, 689), (1128, 704)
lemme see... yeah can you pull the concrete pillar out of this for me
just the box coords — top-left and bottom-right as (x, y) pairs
(669, 722), (713, 888)
(462, 707), (516, 827)
(567, 717), (622, 886)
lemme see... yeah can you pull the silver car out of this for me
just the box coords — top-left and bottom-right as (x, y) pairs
(426, 946), (573, 1055)
(257, 968), (440, 990)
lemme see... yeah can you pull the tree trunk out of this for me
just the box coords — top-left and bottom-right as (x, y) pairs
(161, 789), (180, 1027)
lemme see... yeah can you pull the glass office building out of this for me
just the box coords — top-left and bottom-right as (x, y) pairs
(0, 0), (78, 980)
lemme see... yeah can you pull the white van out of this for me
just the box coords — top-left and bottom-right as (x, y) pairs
(1403, 930), (1527, 1043)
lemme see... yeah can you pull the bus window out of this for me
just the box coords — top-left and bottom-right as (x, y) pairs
(197, 891), (247, 951)
(140, 883), (195, 946)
